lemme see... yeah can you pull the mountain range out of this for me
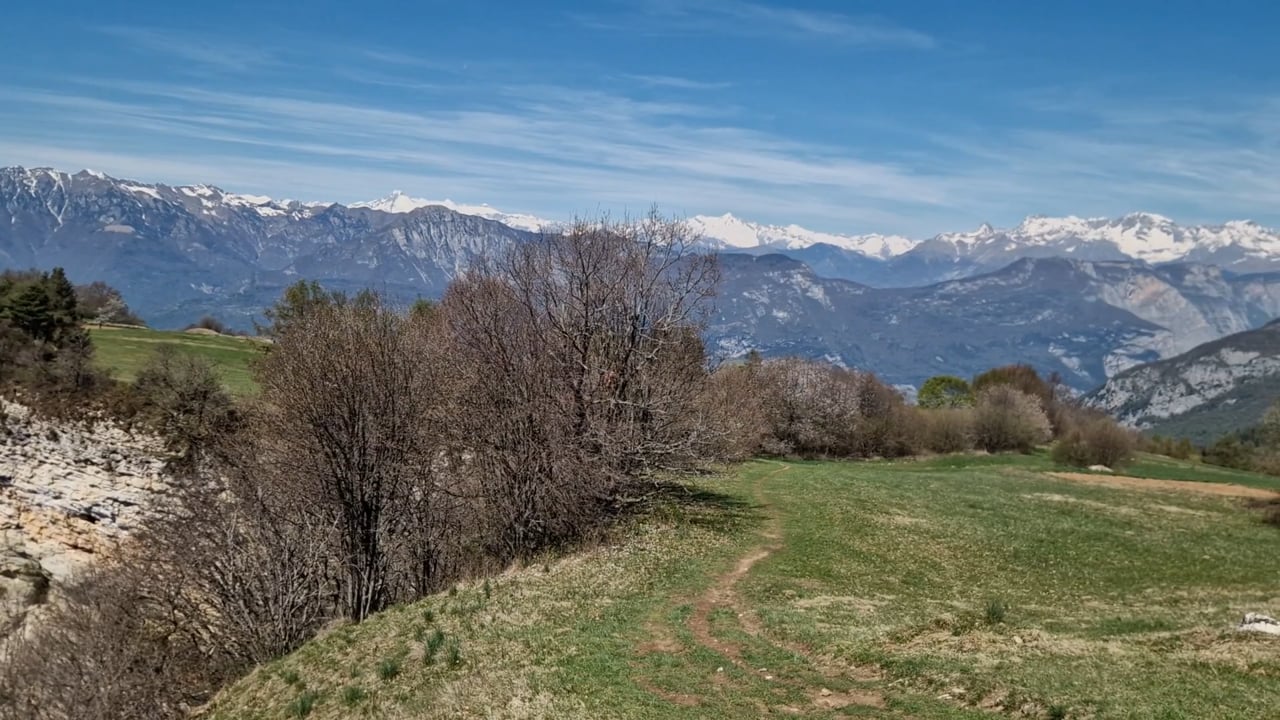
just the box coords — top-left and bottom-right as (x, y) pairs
(354, 189), (1280, 286)
(4, 165), (1280, 391)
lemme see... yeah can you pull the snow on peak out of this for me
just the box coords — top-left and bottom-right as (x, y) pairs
(686, 213), (917, 258)
(352, 191), (552, 232)
(924, 212), (1280, 264)
(353, 190), (433, 214)
(121, 184), (161, 200)
(1122, 211), (1174, 224)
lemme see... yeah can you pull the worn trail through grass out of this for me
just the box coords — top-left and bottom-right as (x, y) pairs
(675, 461), (888, 715)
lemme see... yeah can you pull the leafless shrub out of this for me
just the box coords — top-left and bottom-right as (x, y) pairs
(246, 293), (449, 621)
(132, 347), (238, 471)
(919, 407), (975, 454)
(698, 359), (770, 461)
(753, 358), (913, 458)
(1052, 416), (1137, 468)
(0, 559), (224, 720)
(972, 385), (1052, 453)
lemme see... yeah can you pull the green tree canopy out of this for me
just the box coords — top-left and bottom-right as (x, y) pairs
(258, 280), (341, 337)
(918, 375), (973, 408)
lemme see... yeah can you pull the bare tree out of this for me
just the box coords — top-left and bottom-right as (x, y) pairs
(132, 347), (239, 471)
(755, 358), (915, 458)
(439, 212), (719, 559)
(247, 293), (448, 620)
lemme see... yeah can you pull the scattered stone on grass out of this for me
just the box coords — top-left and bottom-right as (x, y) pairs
(1237, 613), (1280, 636)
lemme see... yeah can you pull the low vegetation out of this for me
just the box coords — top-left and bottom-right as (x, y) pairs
(204, 457), (1280, 719)
(1204, 402), (1280, 477)
(1052, 415), (1137, 469)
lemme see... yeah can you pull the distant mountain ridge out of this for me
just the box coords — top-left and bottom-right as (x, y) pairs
(691, 211), (1280, 286)
(0, 166), (535, 327)
(1084, 321), (1280, 443)
(711, 254), (1280, 390)
(343, 193), (1280, 288)
(5, 164), (1280, 391)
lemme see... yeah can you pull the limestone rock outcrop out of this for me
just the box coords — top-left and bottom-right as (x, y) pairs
(0, 400), (172, 631)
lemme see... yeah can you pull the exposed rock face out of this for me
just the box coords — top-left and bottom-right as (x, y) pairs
(1084, 321), (1280, 443)
(0, 401), (172, 632)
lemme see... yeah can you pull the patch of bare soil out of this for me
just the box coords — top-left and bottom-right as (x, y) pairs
(1048, 472), (1278, 500)
(687, 545), (778, 662)
(810, 687), (886, 709)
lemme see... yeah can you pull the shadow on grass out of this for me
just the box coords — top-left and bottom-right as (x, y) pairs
(616, 479), (764, 535)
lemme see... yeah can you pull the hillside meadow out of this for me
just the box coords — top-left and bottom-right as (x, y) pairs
(206, 454), (1280, 720)
(87, 325), (263, 395)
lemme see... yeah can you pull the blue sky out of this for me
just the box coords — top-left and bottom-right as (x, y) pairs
(1, 0), (1277, 236)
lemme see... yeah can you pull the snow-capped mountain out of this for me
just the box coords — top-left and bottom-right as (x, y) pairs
(926, 212), (1280, 267)
(7, 165), (1280, 394)
(0, 166), (535, 327)
(352, 190), (553, 233)
(687, 211), (1280, 286)
(712, 254), (1280, 391)
(686, 213), (916, 259)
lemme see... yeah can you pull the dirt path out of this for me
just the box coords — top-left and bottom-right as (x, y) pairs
(685, 464), (786, 662)
(1049, 472), (1278, 499)
(678, 462), (887, 713)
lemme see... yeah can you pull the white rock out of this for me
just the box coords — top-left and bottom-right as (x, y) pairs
(1237, 613), (1280, 636)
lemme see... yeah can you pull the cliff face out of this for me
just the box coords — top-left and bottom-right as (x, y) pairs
(0, 401), (172, 632)
(1084, 321), (1280, 443)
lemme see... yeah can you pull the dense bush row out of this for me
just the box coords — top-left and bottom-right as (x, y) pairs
(708, 359), (1131, 467)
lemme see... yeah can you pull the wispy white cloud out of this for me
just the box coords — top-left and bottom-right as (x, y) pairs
(0, 77), (956, 231)
(575, 0), (936, 49)
(3, 40), (1278, 235)
(95, 26), (280, 72)
(623, 73), (733, 91)
(7, 73), (1280, 234)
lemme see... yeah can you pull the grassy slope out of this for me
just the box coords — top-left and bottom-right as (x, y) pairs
(208, 456), (1280, 720)
(87, 325), (263, 395)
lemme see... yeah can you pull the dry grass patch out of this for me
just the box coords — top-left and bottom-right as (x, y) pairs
(1048, 471), (1277, 499)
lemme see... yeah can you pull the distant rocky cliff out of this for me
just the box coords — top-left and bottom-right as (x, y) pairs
(0, 401), (172, 633)
(1084, 321), (1280, 443)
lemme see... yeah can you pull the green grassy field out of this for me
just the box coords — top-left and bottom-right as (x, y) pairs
(87, 325), (264, 395)
(206, 455), (1280, 720)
